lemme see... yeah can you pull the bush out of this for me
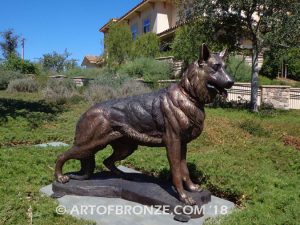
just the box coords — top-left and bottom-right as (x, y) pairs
(42, 79), (81, 104)
(171, 22), (227, 64)
(105, 22), (133, 67)
(132, 33), (160, 58)
(63, 67), (113, 79)
(0, 69), (24, 90)
(286, 48), (300, 81)
(119, 58), (172, 82)
(171, 24), (205, 64)
(260, 49), (280, 79)
(259, 76), (288, 86)
(84, 84), (117, 103)
(261, 47), (300, 81)
(119, 80), (151, 97)
(93, 74), (129, 88)
(227, 55), (252, 82)
(7, 78), (39, 93)
(84, 78), (151, 103)
(1, 55), (39, 74)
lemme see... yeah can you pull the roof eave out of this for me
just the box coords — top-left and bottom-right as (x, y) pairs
(99, 18), (119, 33)
(99, 0), (152, 33)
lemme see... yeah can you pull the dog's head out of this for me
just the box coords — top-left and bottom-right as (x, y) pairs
(180, 44), (234, 103)
(199, 44), (234, 98)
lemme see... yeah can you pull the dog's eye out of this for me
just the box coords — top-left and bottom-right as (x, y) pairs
(212, 64), (221, 71)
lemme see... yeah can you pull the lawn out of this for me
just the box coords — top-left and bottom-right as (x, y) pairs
(0, 90), (299, 225)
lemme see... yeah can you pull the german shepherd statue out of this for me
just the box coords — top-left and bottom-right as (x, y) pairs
(54, 44), (234, 205)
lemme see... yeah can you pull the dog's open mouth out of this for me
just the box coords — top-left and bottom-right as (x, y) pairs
(206, 84), (228, 98)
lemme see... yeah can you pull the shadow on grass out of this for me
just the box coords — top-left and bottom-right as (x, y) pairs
(156, 162), (242, 205)
(0, 98), (64, 128)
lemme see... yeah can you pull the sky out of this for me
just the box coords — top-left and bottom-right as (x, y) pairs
(0, 0), (141, 64)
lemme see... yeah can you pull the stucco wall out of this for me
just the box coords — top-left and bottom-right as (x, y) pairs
(127, 1), (176, 36)
(128, 6), (155, 36)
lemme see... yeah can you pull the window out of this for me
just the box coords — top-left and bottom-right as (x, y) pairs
(131, 24), (138, 40)
(143, 18), (151, 33)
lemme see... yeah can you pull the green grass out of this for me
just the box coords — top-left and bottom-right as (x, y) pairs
(259, 76), (300, 87)
(0, 91), (299, 225)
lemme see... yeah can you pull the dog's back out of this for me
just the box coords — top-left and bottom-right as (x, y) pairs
(74, 87), (169, 147)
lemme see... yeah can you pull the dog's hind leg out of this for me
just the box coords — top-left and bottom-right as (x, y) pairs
(54, 129), (123, 183)
(54, 145), (95, 183)
(103, 140), (137, 178)
(67, 155), (96, 181)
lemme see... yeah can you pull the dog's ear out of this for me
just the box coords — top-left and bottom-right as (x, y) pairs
(219, 48), (228, 60)
(198, 43), (210, 65)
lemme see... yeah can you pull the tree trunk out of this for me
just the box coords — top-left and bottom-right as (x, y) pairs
(250, 44), (259, 112)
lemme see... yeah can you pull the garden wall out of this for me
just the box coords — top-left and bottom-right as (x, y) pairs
(227, 83), (300, 110)
(153, 80), (300, 110)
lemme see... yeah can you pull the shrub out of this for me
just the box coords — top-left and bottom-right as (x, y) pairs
(84, 84), (117, 103)
(259, 76), (288, 86)
(7, 78), (39, 93)
(42, 79), (81, 104)
(119, 58), (172, 82)
(260, 48), (280, 79)
(227, 55), (252, 82)
(286, 48), (300, 81)
(1, 55), (39, 74)
(171, 24), (205, 64)
(84, 78), (151, 103)
(261, 47), (300, 81)
(0, 69), (24, 90)
(63, 67), (113, 79)
(105, 22), (133, 67)
(171, 22), (227, 64)
(132, 33), (160, 58)
(93, 74), (129, 88)
(119, 80), (151, 97)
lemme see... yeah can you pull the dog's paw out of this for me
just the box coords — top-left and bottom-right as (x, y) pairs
(57, 175), (70, 184)
(180, 194), (196, 206)
(187, 184), (203, 192)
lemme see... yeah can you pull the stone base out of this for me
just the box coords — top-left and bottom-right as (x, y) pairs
(52, 169), (211, 221)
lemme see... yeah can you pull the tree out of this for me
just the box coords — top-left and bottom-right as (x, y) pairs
(0, 29), (19, 59)
(179, 0), (300, 111)
(132, 32), (160, 58)
(41, 49), (77, 73)
(105, 22), (133, 67)
(172, 21), (209, 64)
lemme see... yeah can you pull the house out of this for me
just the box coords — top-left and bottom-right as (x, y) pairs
(99, 0), (179, 50)
(99, 0), (263, 68)
(81, 55), (104, 68)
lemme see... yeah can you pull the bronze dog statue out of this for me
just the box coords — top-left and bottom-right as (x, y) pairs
(54, 44), (234, 205)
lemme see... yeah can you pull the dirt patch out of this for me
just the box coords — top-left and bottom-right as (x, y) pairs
(283, 135), (300, 151)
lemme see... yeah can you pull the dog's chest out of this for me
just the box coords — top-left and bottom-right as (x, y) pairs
(162, 92), (205, 141)
(180, 107), (204, 142)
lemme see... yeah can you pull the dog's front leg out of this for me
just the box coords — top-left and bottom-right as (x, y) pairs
(164, 134), (196, 205)
(181, 144), (202, 192)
